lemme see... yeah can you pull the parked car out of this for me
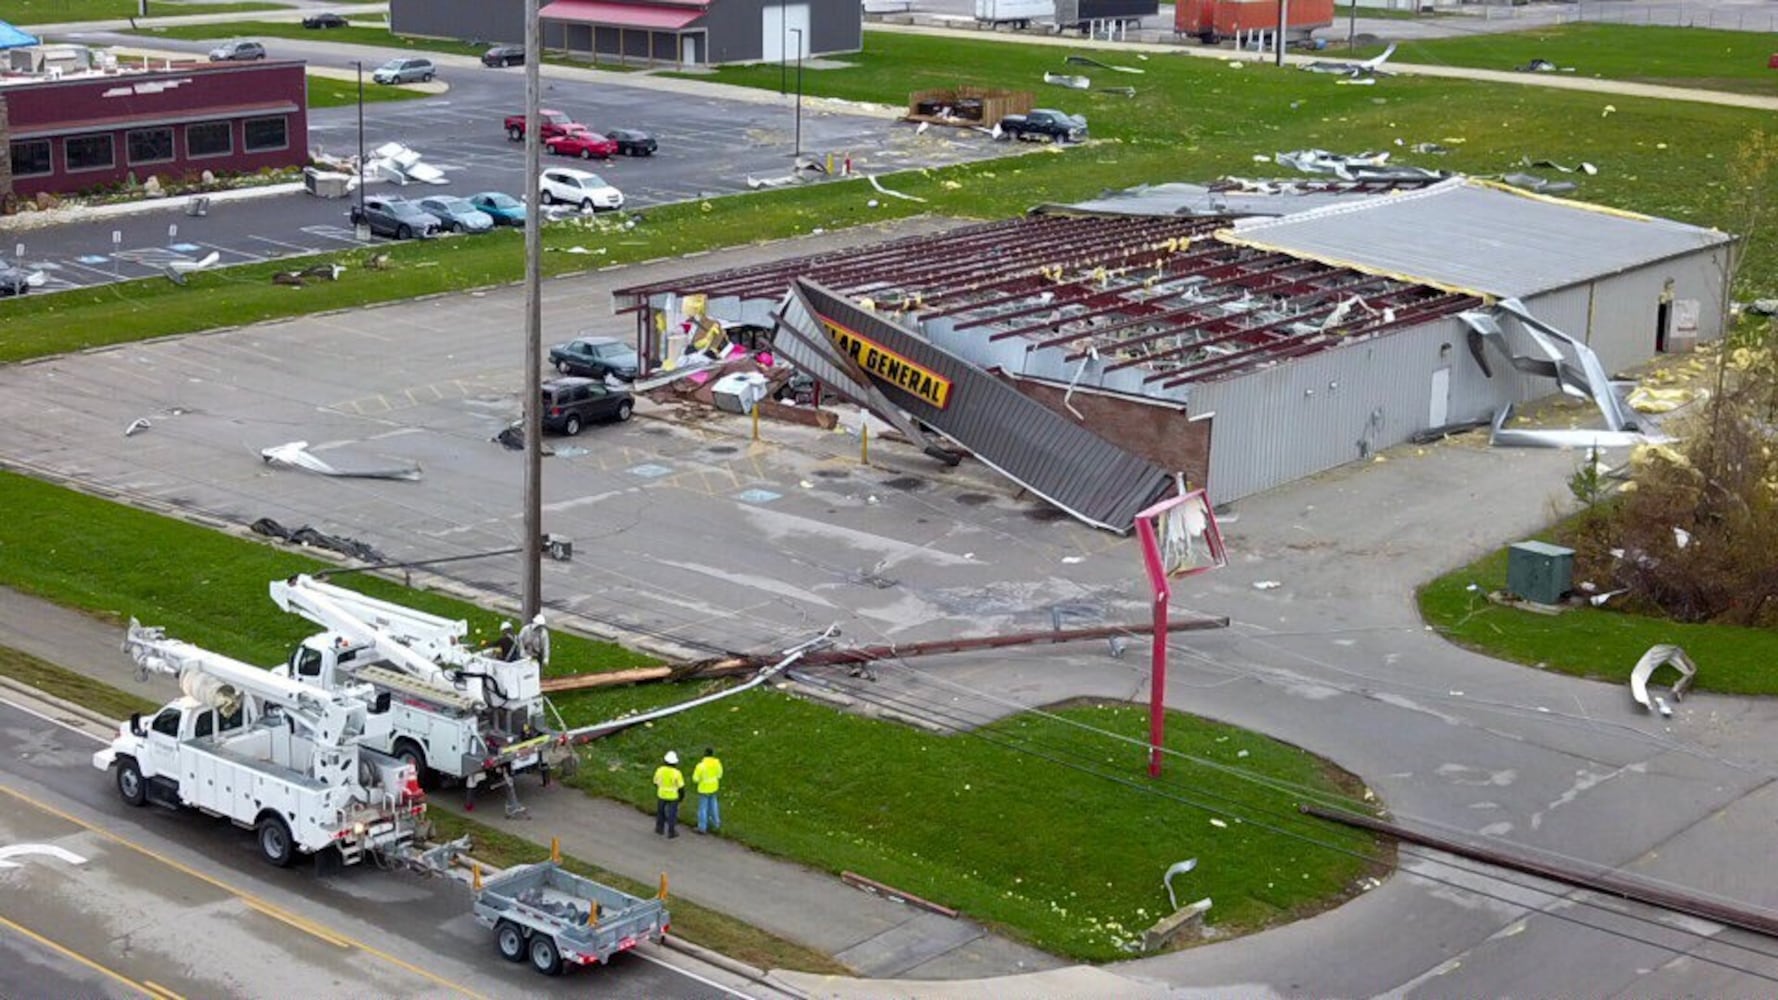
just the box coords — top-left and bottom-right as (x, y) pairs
(373, 58), (435, 84)
(545, 128), (617, 160)
(538, 168), (623, 212)
(301, 13), (349, 28)
(417, 196), (494, 234)
(468, 191), (527, 227)
(0, 257), (34, 297)
(540, 378), (633, 435)
(483, 44), (525, 67)
(607, 128), (658, 157)
(349, 195), (440, 240)
(208, 39), (266, 62)
(549, 336), (639, 381)
(997, 108), (1088, 143)
(505, 109), (580, 142)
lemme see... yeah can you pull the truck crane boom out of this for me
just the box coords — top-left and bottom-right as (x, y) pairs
(124, 619), (378, 747)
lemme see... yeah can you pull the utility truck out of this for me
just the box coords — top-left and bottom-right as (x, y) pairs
(268, 575), (572, 804)
(94, 621), (426, 868)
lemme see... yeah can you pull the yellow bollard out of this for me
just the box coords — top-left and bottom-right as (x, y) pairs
(826, 152), (835, 174)
(550, 837), (562, 864)
(751, 405), (761, 442)
(658, 872), (670, 900)
(472, 862), (483, 892)
(860, 424), (870, 465)
(588, 900), (601, 926)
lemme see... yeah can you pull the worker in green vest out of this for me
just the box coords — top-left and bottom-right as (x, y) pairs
(653, 751), (685, 838)
(692, 747), (723, 834)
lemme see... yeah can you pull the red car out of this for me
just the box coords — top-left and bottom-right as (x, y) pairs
(545, 128), (617, 160)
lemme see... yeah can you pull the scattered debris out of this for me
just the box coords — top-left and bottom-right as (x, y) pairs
(249, 517), (387, 562)
(1065, 54), (1144, 74)
(1163, 858), (1198, 909)
(1601, 104), (1617, 117)
(1274, 149), (1445, 182)
(1098, 86), (1137, 97)
(123, 418), (152, 437)
(1626, 385), (1695, 413)
(1209, 818), (1228, 828)
(268, 262), (346, 288)
(1515, 58), (1573, 73)
(366, 142), (447, 186)
(1745, 299), (1778, 316)
(1520, 156), (1598, 176)
(1629, 644), (1697, 716)
(260, 441), (422, 480)
(163, 250), (222, 285)
(1411, 142), (1451, 155)
(1044, 71), (1091, 90)
(1141, 897), (1213, 952)
(1300, 43), (1396, 80)
(1252, 580), (1282, 590)
(867, 174), (927, 203)
(1499, 172), (1577, 195)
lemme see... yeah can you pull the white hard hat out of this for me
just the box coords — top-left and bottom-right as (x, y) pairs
(532, 613), (546, 626)
(500, 621), (513, 631)
(664, 751), (679, 765)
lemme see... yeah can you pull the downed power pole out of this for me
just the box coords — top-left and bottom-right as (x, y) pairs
(542, 615), (1230, 694)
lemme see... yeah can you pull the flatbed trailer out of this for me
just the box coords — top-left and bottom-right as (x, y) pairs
(473, 861), (670, 976)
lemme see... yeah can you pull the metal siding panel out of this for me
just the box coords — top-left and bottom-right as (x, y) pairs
(811, 0), (862, 53)
(392, 0), (526, 43)
(699, 0), (756, 63)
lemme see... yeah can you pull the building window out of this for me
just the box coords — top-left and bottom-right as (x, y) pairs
(186, 121), (232, 158)
(9, 140), (53, 178)
(127, 127), (175, 165)
(243, 115), (288, 153)
(64, 133), (114, 172)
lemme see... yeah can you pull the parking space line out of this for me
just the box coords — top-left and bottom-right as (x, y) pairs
(0, 785), (486, 999)
(245, 234), (323, 254)
(0, 911), (163, 999)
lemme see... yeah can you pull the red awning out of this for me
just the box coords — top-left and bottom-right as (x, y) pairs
(539, 0), (706, 29)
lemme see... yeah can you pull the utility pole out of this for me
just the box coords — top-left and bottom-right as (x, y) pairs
(1275, 0), (1289, 66)
(521, 0), (544, 621)
(790, 27), (804, 159)
(355, 61), (366, 223)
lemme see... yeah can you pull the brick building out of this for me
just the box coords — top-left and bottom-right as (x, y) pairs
(2, 58), (308, 206)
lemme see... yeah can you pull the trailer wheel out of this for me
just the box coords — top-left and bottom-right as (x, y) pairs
(495, 920), (527, 962)
(116, 757), (147, 807)
(257, 814), (296, 868)
(529, 934), (563, 976)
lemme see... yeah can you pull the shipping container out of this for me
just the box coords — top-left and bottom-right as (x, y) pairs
(1055, 0), (1159, 29)
(1176, 0), (1335, 42)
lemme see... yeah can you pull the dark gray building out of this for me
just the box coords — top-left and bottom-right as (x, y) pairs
(391, 0), (861, 66)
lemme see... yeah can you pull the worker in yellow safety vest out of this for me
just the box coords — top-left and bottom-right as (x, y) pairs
(653, 751), (685, 838)
(692, 748), (723, 834)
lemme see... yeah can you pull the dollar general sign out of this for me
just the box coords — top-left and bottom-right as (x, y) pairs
(821, 317), (953, 409)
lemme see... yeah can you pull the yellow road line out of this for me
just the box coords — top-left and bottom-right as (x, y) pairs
(243, 899), (352, 949)
(143, 980), (189, 1000)
(0, 784), (486, 1000)
(0, 912), (160, 999)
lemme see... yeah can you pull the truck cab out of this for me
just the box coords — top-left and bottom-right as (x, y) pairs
(125, 697), (253, 803)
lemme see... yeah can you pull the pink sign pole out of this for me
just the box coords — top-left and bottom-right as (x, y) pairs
(1132, 488), (1225, 780)
(1135, 515), (1171, 778)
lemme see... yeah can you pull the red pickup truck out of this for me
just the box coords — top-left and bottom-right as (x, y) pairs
(505, 109), (581, 142)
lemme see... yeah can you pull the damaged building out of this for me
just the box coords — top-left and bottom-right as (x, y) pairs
(613, 177), (1731, 522)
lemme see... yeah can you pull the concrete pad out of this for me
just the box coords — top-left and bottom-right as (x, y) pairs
(833, 910), (985, 977)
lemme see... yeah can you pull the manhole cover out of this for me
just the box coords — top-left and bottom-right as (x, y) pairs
(1025, 507), (1068, 522)
(883, 476), (924, 491)
(708, 445), (740, 455)
(955, 493), (991, 506)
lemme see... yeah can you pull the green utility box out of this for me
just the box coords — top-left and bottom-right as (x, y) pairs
(1506, 540), (1574, 605)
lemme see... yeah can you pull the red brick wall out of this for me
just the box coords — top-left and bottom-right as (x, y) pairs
(995, 373), (1212, 489)
(4, 60), (308, 199)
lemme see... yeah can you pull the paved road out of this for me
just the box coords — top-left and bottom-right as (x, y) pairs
(7, 31), (1000, 293)
(0, 692), (761, 998)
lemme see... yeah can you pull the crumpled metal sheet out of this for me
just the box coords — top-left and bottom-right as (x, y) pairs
(260, 440), (422, 480)
(1274, 148), (1446, 183)
(1630, 644), (1697, 715)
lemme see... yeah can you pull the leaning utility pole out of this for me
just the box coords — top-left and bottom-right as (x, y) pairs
(521, 0), (544, 620)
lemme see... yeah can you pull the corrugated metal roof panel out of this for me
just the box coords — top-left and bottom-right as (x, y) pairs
(1228, 179), (1731, 298)
(784, 280), (1176, 532)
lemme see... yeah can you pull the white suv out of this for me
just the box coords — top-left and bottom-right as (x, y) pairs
(539, 168), (624, 212)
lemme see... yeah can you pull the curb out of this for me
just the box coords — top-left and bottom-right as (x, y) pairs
(662, 934), (805, 995)
(0, 673), (123, 736)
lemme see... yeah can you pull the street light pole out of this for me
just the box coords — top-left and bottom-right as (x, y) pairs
(355, 60), (366, 221)
(521, 0), (545, 621)
(790, 27), (803, 159)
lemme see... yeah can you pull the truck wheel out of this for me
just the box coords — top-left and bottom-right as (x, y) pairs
(257, 814), (296, 868)
(116, 757), (147, 807)
(495, 920), (527, 962)
(563, 415), (582, 436)
(529, 934), (563, 976)
(394, 740), (438, 791)
(509, 125), (523, 141)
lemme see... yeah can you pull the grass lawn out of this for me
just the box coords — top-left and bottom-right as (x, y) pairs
(1419, 531), (1778, 694)
(0, 645), (160, 719)
(562, 689), (1385, 960)
(1359, 23), (1778, 97)
(306, 73), (430, 109)
(0, 470), (656, 677)
(0, 464), (1384, 961)
(0, 0), (281, 22)
(6, 30), (1776, 359)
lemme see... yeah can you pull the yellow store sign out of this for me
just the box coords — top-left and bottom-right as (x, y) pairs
(821, 317), (953, 410)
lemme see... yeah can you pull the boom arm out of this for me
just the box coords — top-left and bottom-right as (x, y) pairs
(124, 619), (373, 746)
(270, 575), (463, 689)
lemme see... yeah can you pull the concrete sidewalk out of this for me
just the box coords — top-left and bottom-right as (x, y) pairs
(0, 583), (1091, 987)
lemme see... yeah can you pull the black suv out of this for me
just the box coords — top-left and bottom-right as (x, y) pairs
(541, 377), (633, 435)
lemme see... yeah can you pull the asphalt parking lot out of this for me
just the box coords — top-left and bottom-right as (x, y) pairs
(5, 43), (1005, 294)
